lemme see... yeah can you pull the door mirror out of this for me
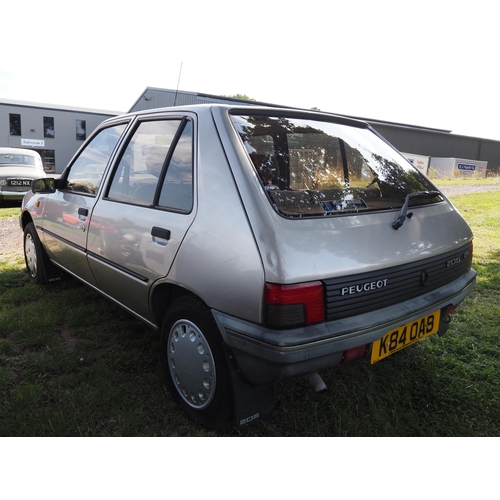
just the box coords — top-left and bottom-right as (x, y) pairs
(32, 178), (56, 193)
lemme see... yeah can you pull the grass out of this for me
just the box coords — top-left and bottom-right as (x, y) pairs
(0, 204), (20, 219)
(432, 177), (500, 187)
(1, 189), (499, 436)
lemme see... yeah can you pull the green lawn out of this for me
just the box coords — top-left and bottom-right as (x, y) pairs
(1, 190), (499, 436)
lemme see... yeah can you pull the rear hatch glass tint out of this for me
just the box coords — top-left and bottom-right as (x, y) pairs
(230, 114), (443, 218)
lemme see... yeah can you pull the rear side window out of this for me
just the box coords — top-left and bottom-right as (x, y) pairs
(107, 119), (193, 212)
(65, 123), (127, 196)
(231, 114), (442, 218)
(158, 121), (193, 211)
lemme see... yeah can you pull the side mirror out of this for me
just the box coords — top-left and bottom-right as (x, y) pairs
(32, 178), (56, 193)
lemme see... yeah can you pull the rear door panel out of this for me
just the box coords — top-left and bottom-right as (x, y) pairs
(86, 116), (196, 321)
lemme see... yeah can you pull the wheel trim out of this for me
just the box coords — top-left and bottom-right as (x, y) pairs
(24, 233), (38, 278)
(168, 319), (216, 410)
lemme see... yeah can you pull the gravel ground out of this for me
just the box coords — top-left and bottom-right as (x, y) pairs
(1, 183), (500, 260)
(0, 215), (23, 262)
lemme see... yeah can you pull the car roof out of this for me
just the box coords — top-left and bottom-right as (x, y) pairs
(0, 147), (42, 157)
(99, 103), (369, 129)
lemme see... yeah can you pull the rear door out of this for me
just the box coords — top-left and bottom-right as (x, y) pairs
(41, 123), (128, 285)
(86, 115), (196, 322)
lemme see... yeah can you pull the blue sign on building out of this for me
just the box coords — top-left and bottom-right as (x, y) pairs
(457, 163), (476, 171)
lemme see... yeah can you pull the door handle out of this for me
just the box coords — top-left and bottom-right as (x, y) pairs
(151, 226), (171, 240)
(78, 207), (89, 217)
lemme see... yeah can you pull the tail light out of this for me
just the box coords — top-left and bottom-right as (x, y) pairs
(265, 281), (325, 328)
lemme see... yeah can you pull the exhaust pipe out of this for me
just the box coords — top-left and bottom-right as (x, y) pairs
(307, 372), (327, 393)
(438, 314), (452, 337)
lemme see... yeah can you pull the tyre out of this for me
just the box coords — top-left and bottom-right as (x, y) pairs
(23, 222), (53, 285)
(160, 295), (233, 429)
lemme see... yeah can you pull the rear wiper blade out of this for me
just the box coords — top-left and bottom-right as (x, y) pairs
(392, 190), (441, 230)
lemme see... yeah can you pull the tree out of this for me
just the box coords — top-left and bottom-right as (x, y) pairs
(223, 94), (256, 101)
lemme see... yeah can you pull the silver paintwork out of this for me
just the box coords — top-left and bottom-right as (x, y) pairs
(212, 270), (476, 384)
(211, 107), (473, 284)
(20, 104), (476, 385)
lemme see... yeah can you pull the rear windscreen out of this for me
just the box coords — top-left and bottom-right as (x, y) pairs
(230, 114), (442, 218)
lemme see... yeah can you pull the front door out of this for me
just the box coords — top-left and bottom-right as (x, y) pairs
(41, 123), (128, 285)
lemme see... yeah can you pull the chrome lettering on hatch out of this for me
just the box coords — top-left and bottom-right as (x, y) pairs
(341, 279), (389, 296)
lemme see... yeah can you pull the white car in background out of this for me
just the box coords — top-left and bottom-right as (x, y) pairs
(0, 147), (46, 203)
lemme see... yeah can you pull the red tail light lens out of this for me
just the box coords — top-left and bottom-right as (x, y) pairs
(265, 282), (325, 328)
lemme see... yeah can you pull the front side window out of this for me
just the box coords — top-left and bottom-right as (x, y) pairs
(65, 123), (127, 195)
(107, 118), (193, 212)
(10, 114), (21, 135)
(231, 114), (442, 218)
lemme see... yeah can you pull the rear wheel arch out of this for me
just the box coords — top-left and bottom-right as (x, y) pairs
(150, 282), (195, 328)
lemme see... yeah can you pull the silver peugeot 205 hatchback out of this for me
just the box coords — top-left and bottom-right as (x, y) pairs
(20, 104), (476, 428)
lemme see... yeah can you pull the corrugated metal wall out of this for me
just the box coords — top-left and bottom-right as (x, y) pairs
(0, 102), (116, 173)
(367, 124), (500, 175)
(130, 88), (500, 176)
(130, 88), (251, 112)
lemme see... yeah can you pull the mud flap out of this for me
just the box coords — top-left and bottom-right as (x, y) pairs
(224, 348), (274, 427)
(45, 260), (67, 283)
(438, 306), (452, 337)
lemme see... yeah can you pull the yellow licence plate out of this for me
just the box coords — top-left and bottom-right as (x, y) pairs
(371, 310), (441, 364)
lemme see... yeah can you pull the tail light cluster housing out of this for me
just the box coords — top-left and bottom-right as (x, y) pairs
(265, 281), (325, 328)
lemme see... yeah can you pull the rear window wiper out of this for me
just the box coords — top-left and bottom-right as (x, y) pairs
(392, 190), (441, 230)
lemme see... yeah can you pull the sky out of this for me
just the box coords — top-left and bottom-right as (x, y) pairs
(2, 0), (499, 140)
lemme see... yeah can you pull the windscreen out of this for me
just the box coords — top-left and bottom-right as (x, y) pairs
(231, 114), (442, 217)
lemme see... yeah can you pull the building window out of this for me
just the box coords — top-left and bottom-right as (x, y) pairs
(44, 117), (55, 138)
(9, 114), (21, 135)
(40, 149), (56, 171)
(76, 120), (86, 141)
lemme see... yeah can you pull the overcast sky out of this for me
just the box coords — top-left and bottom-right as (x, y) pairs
(2, 0), (498, 140)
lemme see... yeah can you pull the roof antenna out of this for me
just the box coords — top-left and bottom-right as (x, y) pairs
(173, 63), (183, 106)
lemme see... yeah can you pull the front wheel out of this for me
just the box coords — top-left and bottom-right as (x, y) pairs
(160, 295), (233, 429)
(23, 222), (51, 284)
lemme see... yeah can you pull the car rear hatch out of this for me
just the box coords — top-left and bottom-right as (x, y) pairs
(213, 106), (474, 323)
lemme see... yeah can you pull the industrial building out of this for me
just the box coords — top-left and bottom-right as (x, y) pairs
(0, 98), (119, 173)
(130, 88), (500, 178)
(2, 88), (499, 176)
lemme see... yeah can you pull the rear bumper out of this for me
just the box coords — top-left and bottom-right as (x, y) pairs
(212, 269), (476, 385)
